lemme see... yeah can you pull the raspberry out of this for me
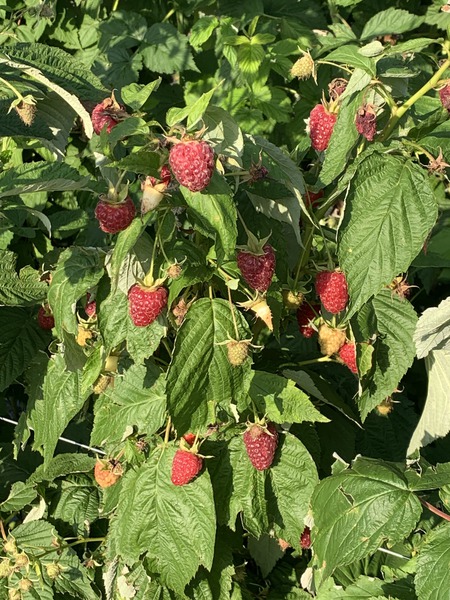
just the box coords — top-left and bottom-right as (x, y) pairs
(85, 293), (96, 317)
(94, 459), (123, 488)
(14, 99), (36, 126)
(338, 342), (358, 374)
(237, 244), (276, 292)
(305, 189), (324, 208)
(355, 104), (377, 141)
(226, 340), (250, 366)
(243, 422), (278, 471)
(160, 164), (172, 185)
(171, 449), (203, 485)
(439, 84), (450, 113)
(282, 290), (304, 310)
(278, 539), (291, 552)
(308, 104), (337, 152)
(183, 433), (196, 446)
(296, 304), (318, 338)
(315, 271), (348, 314)
(38, 305), (54, 330)
(169, 140), (215, 192)
(318, 324), (346, 356)
(95, 196), (136, 234)
(91, 96), (126, 134)
(128, 284), (168, 327)
(300, 526), (311, 549)
(291, 53), (314, 80)
(328, 78), (348, 100)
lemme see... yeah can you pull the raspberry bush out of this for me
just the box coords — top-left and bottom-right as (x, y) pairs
(1, 1), (450, 598)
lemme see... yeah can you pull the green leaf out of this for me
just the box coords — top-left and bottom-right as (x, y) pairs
(357, 291), (417, 420)
(203, 105), (244, 160)
(248, 371), (329, 424)
(181, 175), (237, 264)
(139, 23), (198, 74)
(0, 481), (37, 513)
(51, 476), (100, 536)
(407, 349), (450, 456)
(189, 16), (220, 50)
(0, 250), (48, 306)
(167, 85), (219, 129)
(48, 246), (105, 338)
(114, 150), (162, 175)
(416, 522), (450, 600)
(167, 298), (252, 434)
(126, 313), (167, 365)
(319, 90), (363, 186)
(311, 457), (421, 580)
(98, 289), (129, 352)
(0, 161), (91, 198)
(0, 307), (50, 392)
(28, 453), (96, 484)
(30, 353), (91, 467)
(324, 46), (376, 77)
(121, 78), (161, 111)
(91, 363), (166, 448)
(413, 297), (450, 359)
(338, 153), (437, 315)
(237, 42), (265, 74)
(361, 8), (424, 40)
(113, 446), (216, 594)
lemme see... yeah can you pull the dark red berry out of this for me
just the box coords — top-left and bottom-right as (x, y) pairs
(38, 305), (54, 330)
(296, 304), (319, 338)
(171, 449), (203, 485)
(243, 422), (278, 471)
(300, 526), (311, 549)
(95, 196), (136, 234)
(91, 97), (126, 134)
(128, 284), (168, 327)
(355, 104), (377, 141)
(237, 244), (276, 292)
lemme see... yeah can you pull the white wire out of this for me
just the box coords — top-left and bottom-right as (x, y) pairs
(0, 416), (106, 455)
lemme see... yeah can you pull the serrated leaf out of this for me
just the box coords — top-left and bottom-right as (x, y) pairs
(52, 476), (100, 536)
(203, 105), (244, 160)
(324, 46), (376, 77)
(0, 481), (37, 513)
(311, 457), (421, 580)
(248, 371), (329, 424)
(416, 522), (450, 600)
(0, 250), (48, 306)
(139, 23), (198, 74)
(181, 174), (237, 263)
(91, 363), (166, 448)
(121, 78), (161, 111)
(189, 16), (220, 50)
(28, 453), (96, 484)
(167, 85), (219, 129)
(48, 247), (105, 338)
(339, 153), (437, 315)
(113, 447), (216, 594)
(167, 298), (252, 434)
(126, 313), (167, 365)
(30, 353), (91, 467)
(414, 297), (450, 359)
(357, 291), (417, 420)
(98, 289), (129, 352)
(407, 349), (450, 456)
(0, 306), (50, 392)
(361, 8), (424, 40)
(114, 150), (162, 174)
(0, 161), (92, 198)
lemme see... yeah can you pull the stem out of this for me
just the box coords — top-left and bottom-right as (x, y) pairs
(111, 0), (120, 11)
(163, 416), (172, 445)
(279, 356), (332, 369)
(143, 211), (168, 286)
(0, 520), (7, 541)
(419, 497), (450, 522)
(293, 223), (314, 288)
(162, 7), (175, 23)
(227, 285), (240, 339)
(316, 60), (352, 74)
(35, 538), (105, 559)
(0, 76), (24, 102)
(380, 55), (450, 141)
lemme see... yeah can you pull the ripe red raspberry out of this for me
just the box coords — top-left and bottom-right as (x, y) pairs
(243, 422), (278, 471)
(171, 449), (203, 485)
(94, 459), (123, 488)
(85, 293), (96, 318)
(160, 165), (172, 185)
(95, 196), (136, 234)
(169, 140), (215, 192)
(305, 189), (324, 208)
(296, 304), (318, 338)
(300, 526), (311, 549)
(355, 104), (377, 141)
(308, 104), (337, 152)
(338, 342), (358, 374)
(91, 97), (126, 134)
(439, 84), (450, 112)
(128, 284), (168, 327)
(38, 305), (54, 330)
(315, 271), (348, 314)
(237, 244), (276, 292)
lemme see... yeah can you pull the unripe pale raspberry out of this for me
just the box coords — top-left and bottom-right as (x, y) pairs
(128, 284), (168, 327)
(318, 324), (346, 356)
(308, 105), (337, 152)
(95, 196), (136, 234)
(291, 54), (314, 80)
(226, 340), (250, 366)
(169, 140), (215, 192)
